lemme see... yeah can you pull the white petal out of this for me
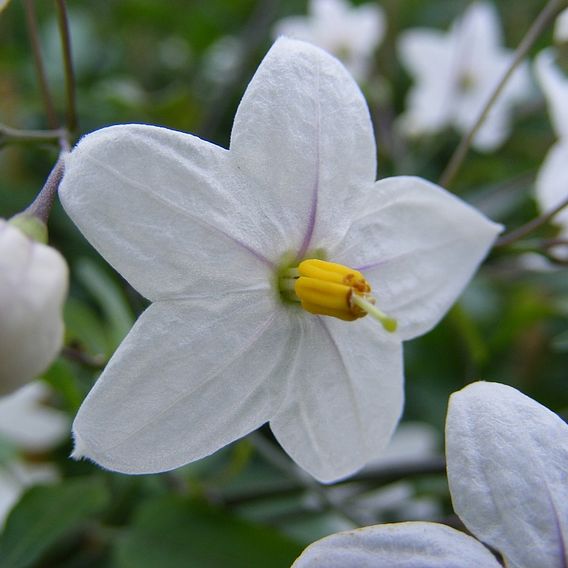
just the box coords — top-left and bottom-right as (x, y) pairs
(72, 291), (289, 473)
(536, 141), (568, 236)
(60, 124), (273, 302)
(535, 49), (568, 139)
(331, 177), (501, 340)
(397, 30), (454, 134)
(292, 521), (502, 567)
(457, 2), (503, 57)
(446, 381), (568, 568)
(555, 8), (568, 43)
(270, 314), (403, 483)
(310, 0), (347, 23)
(398, 29), (453, 82)
(230, 37), (376, 259)
(0, 382), (68, 451)
(0, 221), (68, 394)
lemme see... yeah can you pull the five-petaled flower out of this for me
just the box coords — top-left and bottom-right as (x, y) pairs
(398, 2), (530, 152)
(272, 0), (384, 82)
(293, 382), (568, 567)
(60, 38), (500, 483)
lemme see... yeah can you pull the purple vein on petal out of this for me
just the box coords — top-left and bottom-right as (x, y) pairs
(297, 62), (321, 260)
(355, 259), (387, 272)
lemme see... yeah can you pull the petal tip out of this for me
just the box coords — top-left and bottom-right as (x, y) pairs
(70, 431), (88, 461)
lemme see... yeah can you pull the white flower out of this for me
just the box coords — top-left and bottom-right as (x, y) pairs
(292, 382), (568, 567)
(0, 382), (68, 528)
(0, 381), (69, 452)
(0, 219), (68, 395)
(398, 2), (530, 151)
(534, 49), (568, 245)
(60, 38), (500, 483)
(272, 0), (385, 81)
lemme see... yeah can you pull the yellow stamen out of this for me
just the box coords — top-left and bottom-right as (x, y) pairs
(280, 259), (397, 332)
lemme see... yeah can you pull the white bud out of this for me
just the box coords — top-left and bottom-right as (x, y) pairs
(0, 219), (68, 394)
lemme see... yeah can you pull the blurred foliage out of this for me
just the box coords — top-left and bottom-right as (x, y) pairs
(0, 0), (566, 566)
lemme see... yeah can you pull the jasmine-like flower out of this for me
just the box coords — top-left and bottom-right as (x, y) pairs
(534, 48), (568, 248)
(0, 218), (68, 395)
(293, 381), (568, 567)
(398, 2), (530, 151)
(272, 0), (385, 81)
(60, 38), (500, 483)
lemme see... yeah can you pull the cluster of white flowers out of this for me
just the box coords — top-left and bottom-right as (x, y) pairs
(1, 2), (566, 557)
(272, 1), (531, 153)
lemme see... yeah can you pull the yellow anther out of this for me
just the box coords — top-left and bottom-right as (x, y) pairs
(294, 259), (371, 322)
(278, 258), (397, 332)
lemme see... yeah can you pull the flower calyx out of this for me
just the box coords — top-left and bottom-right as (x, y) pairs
(280, 258), (397, 332)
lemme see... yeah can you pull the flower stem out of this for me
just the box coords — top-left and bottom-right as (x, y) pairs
(23, 0), (59, 130)
(439, 0), (565, 189)
(54, 0), (77, 134)
(24, 155), (67, 223)
(0, 123), (65, 145)
(222, 454), (446, 506)
(495, 193), (568, 248)
(249, 432), (366, 526)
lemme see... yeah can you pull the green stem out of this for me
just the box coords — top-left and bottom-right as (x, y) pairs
(55, 0), (77, 134)
(439, 0), (565, 189)
(23, 0), (59, 130)
(495, 193), (568, 248)
(0, 123), (65, 145)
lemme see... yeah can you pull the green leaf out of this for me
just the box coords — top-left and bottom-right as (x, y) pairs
(0, 477), (110, 568)
(115, 496), (302, 568)
(75, 258), (135, 351)
(64, 296), (109, 358)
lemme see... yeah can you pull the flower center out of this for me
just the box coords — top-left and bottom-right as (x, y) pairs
(279, 258), (397, 332)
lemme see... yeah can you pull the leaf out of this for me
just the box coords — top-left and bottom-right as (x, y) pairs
(115, 496), (303, 568)
(0, 477), (110, 568)
(64, 297), (109, 358)
(75, 258), (135, 351)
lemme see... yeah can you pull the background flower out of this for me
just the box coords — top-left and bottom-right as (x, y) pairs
(534, 48), (568, 250)
(272, 0), (385, 81)
(398, 2), (530, 151)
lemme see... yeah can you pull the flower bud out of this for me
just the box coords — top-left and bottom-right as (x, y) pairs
(0, 219), (68, 395)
